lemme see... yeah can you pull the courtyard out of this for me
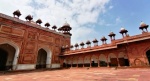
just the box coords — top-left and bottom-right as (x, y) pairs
(0, 68), (150, 81)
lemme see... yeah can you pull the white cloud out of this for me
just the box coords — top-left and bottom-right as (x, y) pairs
(109, 5), (113, 9)
(0, 0), (110, 45)
(116, 17), (121, 23)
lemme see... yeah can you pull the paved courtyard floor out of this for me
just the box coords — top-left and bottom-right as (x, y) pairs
(0, 67), (150, 81)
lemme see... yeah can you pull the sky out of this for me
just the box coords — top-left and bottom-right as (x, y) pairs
(0, 0), (150, 46)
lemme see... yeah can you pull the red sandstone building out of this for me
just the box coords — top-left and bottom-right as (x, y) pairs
(0, 10), (150, 71)
(0, 10), (71, 71)
(60, 22), (150, 68)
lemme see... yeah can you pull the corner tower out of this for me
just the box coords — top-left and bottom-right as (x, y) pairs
(60, 22), (72, 48)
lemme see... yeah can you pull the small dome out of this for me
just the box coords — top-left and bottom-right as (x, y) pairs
(101, 36), (107, 41)
(74, 43), (79, 47)
(52, 25), (57, 30)
(120, 27), (125, 31)
(92, 39), (98, 43)
(13, 10), (21, 17)
(70, 45), (74, 48)
(36, 19), (42, 24)
(58, 27), (62, 31)
(63, 22), (70, 27)
(108, 32), (116, 37)
(120, 27), (128, 34)
(140, 21), (147, 27)
(61, 22), (72, 31)
(80, 42), (85, 46)
(86, 40), (91, 44)
(45, 22), (50, 27)
(139, 21), (149, 30)
(25, 15), (33, 21)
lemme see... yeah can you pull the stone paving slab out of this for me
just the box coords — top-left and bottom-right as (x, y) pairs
(0, 68), (150, 81)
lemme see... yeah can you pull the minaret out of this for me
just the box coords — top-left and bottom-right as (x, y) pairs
(61, 22), (72, 36)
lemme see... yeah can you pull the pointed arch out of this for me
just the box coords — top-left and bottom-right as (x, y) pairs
(72, 56), (78, 67)
(91, 55), (98, 67)
(146, 50), (150, 65)
(99, 54), (107, 67)
(0, 41), (20, 70)
(108, 53), (117, 66)
(78, 56), (84, 67)
(37, 47), (52, 68)
(118, 52), (129, 66)
(84, 55), (91, 67)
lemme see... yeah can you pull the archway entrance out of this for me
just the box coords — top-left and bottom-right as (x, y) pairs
(99, 54), (107, 67)
(108, 53), (118, 67)
(36, 49), (47, 69)
(91, 55), (98, 67)
(118, 52), (129, 66)
(72, 57), (78, 67)
(0, 44), (16, 71)
(146, 50), (150, 64)
(78, 57), (84, 67)
(84, 55), (90, 67)
(0, 49), (8, 70)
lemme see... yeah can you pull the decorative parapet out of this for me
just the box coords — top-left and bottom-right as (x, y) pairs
(62, 32), (150, 56)
(0, 13), (68, 37)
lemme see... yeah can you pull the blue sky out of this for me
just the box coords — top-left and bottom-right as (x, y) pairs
(0, 0), (150, 45)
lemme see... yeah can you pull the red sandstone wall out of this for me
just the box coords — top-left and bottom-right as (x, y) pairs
(126, 39), (150, 66)
(0, 17), (71, 64)
(63, 37), (150, 67)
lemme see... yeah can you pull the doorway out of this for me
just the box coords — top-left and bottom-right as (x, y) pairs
(36, 49), (47, 69)
(0, 49), (8, 70)
(0, 44), (16, 71)
(146, 50), (150, 64)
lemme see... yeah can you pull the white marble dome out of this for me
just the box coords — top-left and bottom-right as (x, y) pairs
(120, 27), (125, 30)
(63, 22), (70, 27)
(140, 21), (147, 27)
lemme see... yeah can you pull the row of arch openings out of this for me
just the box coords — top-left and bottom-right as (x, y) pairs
(63, 53), (130, 68)
(0, 43), (52, 71)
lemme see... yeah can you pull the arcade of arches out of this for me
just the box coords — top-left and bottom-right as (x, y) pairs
(63, 52), (129, 68)
(1, 11), (150, 71)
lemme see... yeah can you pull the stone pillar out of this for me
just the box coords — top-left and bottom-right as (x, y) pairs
(71, 58), (73, 68)
(90, 61), (92, 67)
(106, 55), (109, 67)
(66, 60), (68, 68)
(98, 60), (100, 67)
(143, 54), (149, 66)
(90, 57), (92, 67)
(117, 57), (120, 67)
(71, 62), (73, 68)
(83, 58), (85, 67)
(77, 59), (78, 67)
